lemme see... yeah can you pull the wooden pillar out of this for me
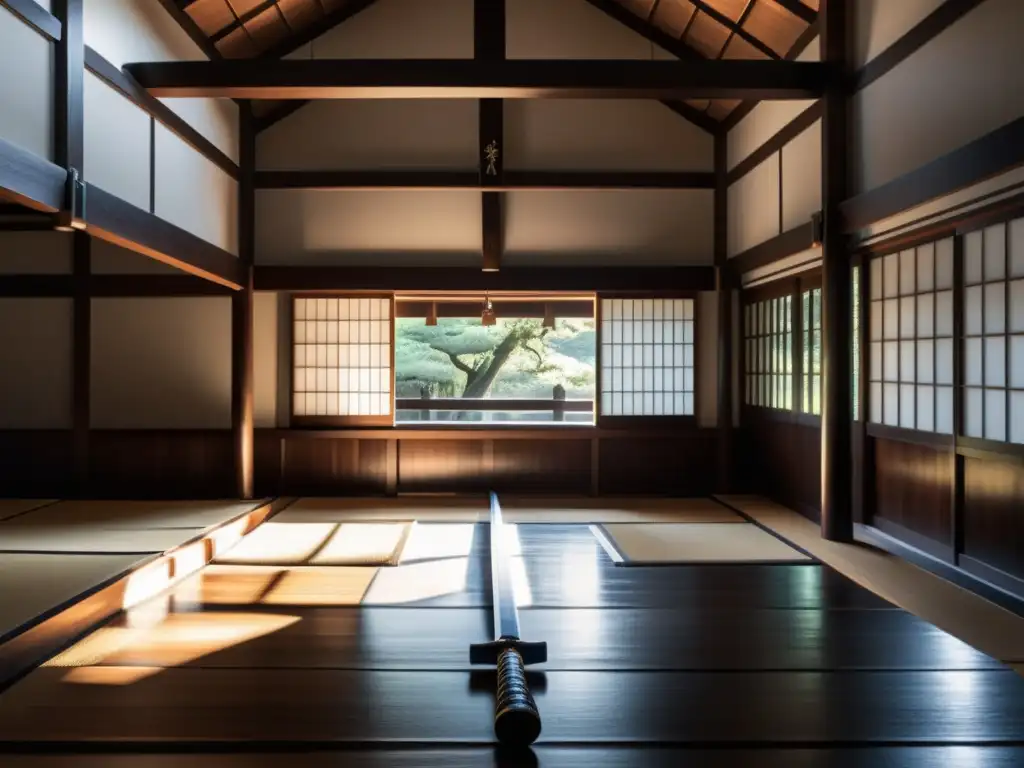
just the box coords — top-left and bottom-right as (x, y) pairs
(819, 0), (853, 541)
(476, 0), (504, 272)
(714, 131), (734, 491)
(54, 0), (83, 175)
(232, 105), (255, 499)
(72, 231), (90, 495)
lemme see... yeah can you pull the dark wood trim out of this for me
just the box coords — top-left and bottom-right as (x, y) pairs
(259, 0), (378, 60)
(252, 169), (717, 191)
(951, 234), (964, 559)
(865, 421), (954, 449)
(476, 0), (504, 274)
(729, 222), (817, 276)
(155, 0), (223, 61)
(71, 231), (89, 494)
(255, 266), (716, 293)
(0, 274), (234, 297)
(742, 405), (822, 428)
(0, 137), (65, 212)
(856, 253), (872, 524)
(0, 0), (61, 41)
(481, 191), (502, 272)
(956, 436), (1024, 465)
(53, 0), (83, 177)
(84, 47), (239, 180)
(125, 59), (830, 101)
(842, 117), (1024, 232)
(395, 398), (593, 413)
(721, 22), (820, 133)
(690, 0), (781, 60)
(819, 0), (852, 542)
(855, 191), (1024, 259)
(396, 299), (593, 319)
(83, 183), (244, 289)
(871, 517), (955, 564)
(856, 523), (1024, 617)
(270, 426), (707, 440)
(727, 100), (822, 186)
(854, 0), (989, 92)
(772, 0), (817, 25)
(959, 555), (1024, 604)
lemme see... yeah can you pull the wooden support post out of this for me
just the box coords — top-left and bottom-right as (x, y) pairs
(819, 0), (853, 542)
(476, 0), (504, 273)
(714, 132), (733, 492)
(232, 105), (255, 499)
(54, 0), (83, 175)
(72, 231), (90, 495)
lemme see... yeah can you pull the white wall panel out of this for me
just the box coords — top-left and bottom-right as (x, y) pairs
(853, 0), (1024, 193)
(255, 190), (483, 266)
(0, 299), (71, 428)
(84, 0), (239, 161)
(0, 5), (55, 161)
(83, 72), (151, 211)
(90, 238), (179, 274)
(781, 119), (821, 232)
(728, 153), (780, 258)
(727, 99), (816, 171)
(154, 123), (238, 255)
(503, 190), (713, 266)
(508, 0), (672, 59)
(505, 100), (712, 171)
(257, 100), (477, 171)
(287, 0), (472, 59)
(90, 297), (231, 429)
(0, 232), (71, 273)
(253, 292), (279, 428)
(697, 290), (718, 428)
(853, 0), (946, 68)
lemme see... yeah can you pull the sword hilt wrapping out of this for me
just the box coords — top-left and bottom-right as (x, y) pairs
(494, 646), (542, 746)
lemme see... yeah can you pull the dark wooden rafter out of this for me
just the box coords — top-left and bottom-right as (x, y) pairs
(819, 0), (852, 542)
(209, 0), (279, 44)
(233, 104), (256, 499)
(771, 0), (817, 25)
(54, 0), (83, 177)
(260, 0), (378, 59)
(156, 0), (223, 60)
(476, 0), (505, 273)
(255, 266), (716, 293)
(124, 58), (829, 100)
(253, 169), (716, 190)
(0, 0), (62, 40)
(717, 0), (760, 60)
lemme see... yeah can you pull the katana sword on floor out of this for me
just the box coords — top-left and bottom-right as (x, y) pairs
(470, 492), (546, 747)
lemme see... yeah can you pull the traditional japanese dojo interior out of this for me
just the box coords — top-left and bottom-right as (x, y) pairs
(2, 0), (1024, 764)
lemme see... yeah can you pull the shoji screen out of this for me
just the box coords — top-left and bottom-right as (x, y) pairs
(744, 295), (792, 410)
(600, 298), (694, 417)
(800, 287), (821, 415)
(963, 217), (1024, 443)
(868, 239), (954, 433)
(292, 296), (393, 424)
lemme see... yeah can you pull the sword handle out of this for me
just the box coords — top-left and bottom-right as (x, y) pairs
(494, 647), (542, 746)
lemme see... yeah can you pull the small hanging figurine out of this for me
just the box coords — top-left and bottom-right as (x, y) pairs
(485, 140), (500, 176)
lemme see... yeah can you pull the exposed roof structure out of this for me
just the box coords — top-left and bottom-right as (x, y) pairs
(166, 0), (819, 125)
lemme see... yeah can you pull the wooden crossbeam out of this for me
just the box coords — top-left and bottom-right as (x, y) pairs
(124, 58), (828, 100)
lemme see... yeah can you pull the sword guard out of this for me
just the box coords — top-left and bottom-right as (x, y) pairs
(470, 637), (547, 666)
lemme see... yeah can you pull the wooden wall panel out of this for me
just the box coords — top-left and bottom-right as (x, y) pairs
(0, 4), (54, 162)
(280, 437), (388, 496)
(599, 433), (716, 496)
(87, 430), (233, 498)
(963, 455), (1024, 583)
(398, 439), (486, 494)
(0, 298), (73, 429)
(0, 232), (71, 274)
(853, 0), (947, 68)
(491, 438), (591, 495)
(872, 437), (953, 550)
(0, 431), (72, 497)
(740, 414), (822, 521)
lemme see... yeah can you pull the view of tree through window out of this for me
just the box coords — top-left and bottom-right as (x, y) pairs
(394, 316), (596, 423)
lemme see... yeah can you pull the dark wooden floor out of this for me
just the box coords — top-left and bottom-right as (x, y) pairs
(2, 523), (1024, 766)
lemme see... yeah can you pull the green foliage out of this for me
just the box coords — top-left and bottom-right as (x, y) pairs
(395, 316), (595, 399)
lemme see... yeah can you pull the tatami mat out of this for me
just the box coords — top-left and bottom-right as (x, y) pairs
(0, 553), (146, 640)
(597, 523), (811, 564)
(171, 564), (379, 608)
(276, 497), (742, 524)
(0, 525), (206, 554)
(0, 500), (56, 523)
(8, 500), (265, 530)
(212, 522), (410, 567)
(717, 495), (1024, 665)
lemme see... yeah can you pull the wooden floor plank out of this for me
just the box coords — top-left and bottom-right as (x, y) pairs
(5, 748), (1024, 767)
(66, 606), (1000, 671)
(2, 668), (1024, 743)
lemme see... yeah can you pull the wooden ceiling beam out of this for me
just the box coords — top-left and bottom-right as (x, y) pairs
(770, 0), (817, 25)
(253, 169), (717, 190)
(125, 58), (828, 100)
(581, 0), (704, 62)
(688, 0), (780, 60)
(259, 0), (378, 59)
(156, 0), (223, 60)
